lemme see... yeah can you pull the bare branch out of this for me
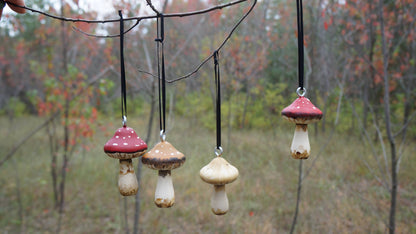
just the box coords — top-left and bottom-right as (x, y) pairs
(137, 69), (158, 79)
(393, 110), (416, 137)
(0, 112), (59, 168)
(167, 0), (257, 83)
(72, 19), (141, 38)
(368, 104), (391, 184)
(290, 160), (303, 234)
(349, 101), (390, 190)
(146, 0), (161, 15)
(6, 0), (250, 23)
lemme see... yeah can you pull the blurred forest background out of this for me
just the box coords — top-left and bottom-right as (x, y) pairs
(0, 0), (415, 233)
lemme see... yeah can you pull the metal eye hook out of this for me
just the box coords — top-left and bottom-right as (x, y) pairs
(214, 146), (223, 157)
(296, 87), (306, 97)
(160, 130), (166, 142)
(122, 116), (127, 127)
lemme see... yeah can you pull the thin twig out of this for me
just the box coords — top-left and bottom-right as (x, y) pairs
(167, 0), (257, 83)
(348, 100), (390, 190)
(290, 160), (303, 234)
(393, 110), (416, 137)
(146, 0), (161, 15)
(137, 69), (158, 78)
(72, 19), (141, 38)
(6, 0), (249, 23)
(0, 112), (59, 167)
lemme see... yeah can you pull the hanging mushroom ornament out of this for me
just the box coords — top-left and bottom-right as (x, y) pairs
(104, 124), (147, 196)
(199, 149), (239, 215)
(281, 89), (323, 159)
(141, 134), (185, 208)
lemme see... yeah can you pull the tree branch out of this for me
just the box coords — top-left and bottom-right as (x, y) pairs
(289, 160), (303, 234)
(0, 112), (59, 168)
(167, 0), (257, 83)
(72, 19), (141, 38)
(6, 0), (249, 23)
(146, 0), (161, 15)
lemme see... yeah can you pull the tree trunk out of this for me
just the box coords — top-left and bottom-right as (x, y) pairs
(240, 88), (250, 129)
(290, 160), (303, 234)
(378, 1), (397, 233)
(133, 36), (156, 234)
(57, 2), (69, 232)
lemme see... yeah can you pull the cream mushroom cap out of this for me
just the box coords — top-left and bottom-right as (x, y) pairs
(200, 157), (239, 185)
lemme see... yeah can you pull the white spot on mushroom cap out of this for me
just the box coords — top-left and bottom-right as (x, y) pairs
(113, 143), (118, 146)
(123, 143), (128, 146)
(116, 136), (119, 138)
(155, 150), (160, 153)
(131, 131), (134, 133)
(123, 137), (126, 139)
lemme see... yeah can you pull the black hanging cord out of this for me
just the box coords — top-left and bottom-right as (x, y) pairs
(156, 14), (166, 135)
(119, 10), (127, 126)
(296, 0), (304, 90)
(214, 51), (221, 150)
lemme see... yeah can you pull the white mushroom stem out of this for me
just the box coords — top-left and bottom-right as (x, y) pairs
(211, 185), (229, 215)
(118, 159), (139, 196)
(155, 170), (175, 208)
(291, 124), (310, 159)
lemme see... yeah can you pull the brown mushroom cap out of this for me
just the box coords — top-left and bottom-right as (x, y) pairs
(141, 141), (185, 170)
(281, 96), (323, 124)
(200, 157), (239, 185)
(104, 126), (148, 160)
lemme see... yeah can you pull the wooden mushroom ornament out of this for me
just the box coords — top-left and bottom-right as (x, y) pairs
(200, 155), (239, 215)
(281, 95), (322, 159)
(141, 140), (185, 208)
(104, 126), (147, 196)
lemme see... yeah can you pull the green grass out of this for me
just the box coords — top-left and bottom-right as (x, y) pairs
(0, 116), (415, 233)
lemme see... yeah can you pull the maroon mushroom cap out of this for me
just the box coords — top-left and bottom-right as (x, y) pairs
(281, 96), (323, 124)
(104, 126), (148, 159)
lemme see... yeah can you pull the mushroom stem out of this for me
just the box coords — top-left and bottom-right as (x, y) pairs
(118, 159), (139, 196)
(211, 184), (229, 215)
(291, 124), (310, 159)
(155, 170), (175, 208)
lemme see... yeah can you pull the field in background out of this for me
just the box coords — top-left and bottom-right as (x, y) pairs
(0, 116), (415, 233)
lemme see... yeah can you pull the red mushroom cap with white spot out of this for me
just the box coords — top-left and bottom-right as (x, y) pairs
(104, 126), (148, 159)
(141, 141), (185, 171)
(281, 96), (323, 124)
